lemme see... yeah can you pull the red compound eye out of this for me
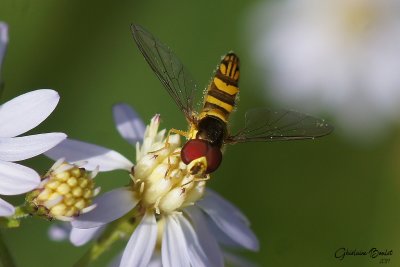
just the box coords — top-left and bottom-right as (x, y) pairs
(181, 139), (208, 164)
(205, 144), (223, 173)
(181, 139), (222, 174)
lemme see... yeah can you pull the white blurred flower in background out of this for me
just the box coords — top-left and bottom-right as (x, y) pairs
(0, 22), (9, 88)
(247, 0), (400, 137)
(0, 22), (8, 73)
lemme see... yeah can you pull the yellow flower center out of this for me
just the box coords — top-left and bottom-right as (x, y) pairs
(27, 161), (97, 221)
(132, 134), (206, 215)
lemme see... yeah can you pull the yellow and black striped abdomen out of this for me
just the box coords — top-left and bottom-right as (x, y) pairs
(199, 53), (240, 123)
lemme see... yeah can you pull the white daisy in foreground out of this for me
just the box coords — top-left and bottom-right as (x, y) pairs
(0, 89), (67, 216)
(46, 103), (259, 266)
(248, 0), (400, 136)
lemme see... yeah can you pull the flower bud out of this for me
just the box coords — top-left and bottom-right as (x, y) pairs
(26, 159), (99, 221)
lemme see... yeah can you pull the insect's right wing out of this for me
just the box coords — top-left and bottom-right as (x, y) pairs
(226, 108), (333, 143)
(131, 24), (200, 120)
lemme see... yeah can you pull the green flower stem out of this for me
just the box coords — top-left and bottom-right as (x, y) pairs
(0, 206), (31, 228)
(0, 230), (16, 267)
(74, 209), (141, 267)
(12, 206), (29, 219)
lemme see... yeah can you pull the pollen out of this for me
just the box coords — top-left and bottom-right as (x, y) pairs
(132, 121), (207, 214)
(26, 159), (99, 221)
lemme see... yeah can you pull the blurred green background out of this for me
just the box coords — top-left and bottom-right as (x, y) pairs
(1, 0), (400, 266)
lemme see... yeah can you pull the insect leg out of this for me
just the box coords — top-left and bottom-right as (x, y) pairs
(149, 128), (189, 155)
(164, 150), (181, 178)
(180, 174), (210, 188)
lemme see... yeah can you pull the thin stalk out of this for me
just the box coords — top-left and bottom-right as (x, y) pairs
(74, 209), (141, 267)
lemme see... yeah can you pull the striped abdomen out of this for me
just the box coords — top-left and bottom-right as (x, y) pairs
(199, 53), (240, 124)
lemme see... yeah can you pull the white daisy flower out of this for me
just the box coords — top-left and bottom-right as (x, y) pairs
(0, 89), (67, 216)
(46, 103), (259, 266)
(248, 0), (400, 136)
(109, 245), (258, 267)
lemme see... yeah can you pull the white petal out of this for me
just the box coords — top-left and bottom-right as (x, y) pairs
(110, 251), (163, 267)
(0, 23), (7, 43)
(176, 214), (212, 267)
(0, 161), (40, 195)
(72, 187), (138, 229)
(185, 207), (224, 267)
(70, 226), (104, 246)
(0, 22), (8, 70)
(0, 89), (60, 137)
(197, 191), (259, 251)
(203, 189), (250, 225)
(119, 211), (157, 267)
(162, 214), (190, 267)
(45, 139), (133, 172)
(148, 252), (162, 267)
(206, 216), (241, 247)
(0, 198), (15, 216)
(112, 104), (145, 145)
(0, 133), (66, 161)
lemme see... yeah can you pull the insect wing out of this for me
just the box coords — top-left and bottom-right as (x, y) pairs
(227, 108), (333, 143)
(131, 24), (199, 120)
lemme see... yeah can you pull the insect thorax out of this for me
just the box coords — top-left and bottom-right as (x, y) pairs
(196, 116), (227, 147)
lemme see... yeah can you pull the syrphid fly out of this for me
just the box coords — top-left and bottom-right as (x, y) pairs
(131, 24), (333, 176)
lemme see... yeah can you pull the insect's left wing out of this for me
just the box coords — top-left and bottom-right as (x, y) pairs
(226, 108), (333, 143)
(131, 24), (199, 120)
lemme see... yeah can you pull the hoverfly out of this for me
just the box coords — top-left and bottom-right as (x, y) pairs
(131, 24), (333, 176)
